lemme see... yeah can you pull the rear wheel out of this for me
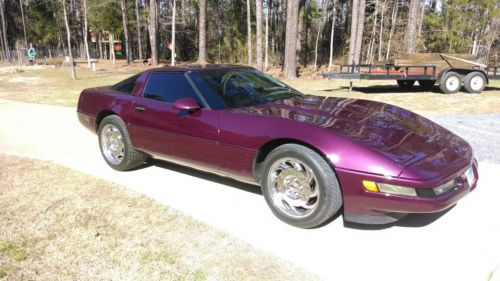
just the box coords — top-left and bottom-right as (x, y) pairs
(463, 72), (486, 94)
(98, 115), (146, 171)
(439, 71), (462, 94)
(397, 80), (416, 89)
(261, 144), (343, 228)
(418, 80), (435, 90)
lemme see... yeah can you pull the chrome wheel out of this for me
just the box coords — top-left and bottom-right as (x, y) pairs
(100, 124), (125, 165)
(267, 158), (320, 218)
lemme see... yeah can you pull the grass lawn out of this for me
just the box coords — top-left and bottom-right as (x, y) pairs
(0, 154), (316, 281)
(0, 60), (499, 114)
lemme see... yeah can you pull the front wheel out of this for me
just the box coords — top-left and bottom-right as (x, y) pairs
(98, 115), (146, 171)
(261, 144), (343, 228)
(439, 71), (462, 94)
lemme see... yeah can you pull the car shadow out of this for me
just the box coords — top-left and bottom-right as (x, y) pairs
(145, 158), (262, 195)
(343, 206), (454, 230)
(319, 85), (499, 94)
(135, 158), (455, 229)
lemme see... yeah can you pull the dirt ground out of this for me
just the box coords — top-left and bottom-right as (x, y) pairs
(0, 154), (316, 281)
(0, 60), (499, 114)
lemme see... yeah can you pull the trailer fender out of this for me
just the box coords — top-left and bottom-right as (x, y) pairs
(437, 68), (489, 85)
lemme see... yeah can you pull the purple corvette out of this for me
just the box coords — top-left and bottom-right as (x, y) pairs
(77, 65), (478, 228)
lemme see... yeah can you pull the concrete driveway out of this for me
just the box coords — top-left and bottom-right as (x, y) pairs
(1, 99), (499, 281)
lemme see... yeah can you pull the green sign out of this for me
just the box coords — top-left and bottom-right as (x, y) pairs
(28, 48), (36, 59)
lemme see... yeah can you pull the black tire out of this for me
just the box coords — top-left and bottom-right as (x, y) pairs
(418, 80), (436, 90)
(463, 71), (486, 94)
(439, 71), (462, 94)
(397, 80), (416, 89)
(261, 144), (343, 228)
(98, 115), (146, 171)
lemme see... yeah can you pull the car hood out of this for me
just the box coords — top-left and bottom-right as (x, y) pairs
(230, 95), (471, 170)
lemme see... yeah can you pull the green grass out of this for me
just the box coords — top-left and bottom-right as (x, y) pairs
(0, 241), (27, 262)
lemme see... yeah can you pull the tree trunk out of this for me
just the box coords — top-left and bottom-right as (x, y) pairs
(386, 2), (398, 60)
(284, 0), (300, 79)
(198, 0), (206, 63)
(0, 0), (9, 61)
(0, 17), (7, 61)
(110, 33), (116, 64)
(82, 0), (91, 68)
(148, 0), (158, 65)
(405, 0), (418, 53)
(0, 22), (4, 60)
(171, 0), (176, 66)
(303, 0), (310, 66)
(377, 0), (386, 61)
(328, 0), (338, 70)
(246, 0), (252, 66)
(256, 0), (263, 70)
(135, 0), (143, 61)
(19, 0), (28, 48)
(264, 0), (270, 69)
(121, 0), (131, 64)
(61, 0), (76, 80)
(313, 6), (325, 70)
(353, 0), (365, 64)
(366, 0), (378, 64)
(348, 0), (359, 65)
(417, 1), (425, 38)
(98, 32), (103, 59)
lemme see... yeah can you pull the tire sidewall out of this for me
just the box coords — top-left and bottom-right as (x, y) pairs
(98, 116), (132, 171)
(261, 145), (341, 228)
(440, 72), (461, 94)
(464, 72), (486, 94)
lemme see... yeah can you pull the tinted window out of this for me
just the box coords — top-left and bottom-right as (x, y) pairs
(143, 72), (202, 104)
(189, 69), (301, 110)
(110, 74), (140, 94)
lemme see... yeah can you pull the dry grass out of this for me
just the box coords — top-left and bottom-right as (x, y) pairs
(0, 154), (317, 281)
(0, 61), (145, 107)
(0, 60), (499, 114)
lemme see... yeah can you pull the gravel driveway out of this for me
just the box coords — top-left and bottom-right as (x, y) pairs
(426, 114), (500, 164)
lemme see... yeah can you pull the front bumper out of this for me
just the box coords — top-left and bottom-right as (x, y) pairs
(336, 159), (478, 224)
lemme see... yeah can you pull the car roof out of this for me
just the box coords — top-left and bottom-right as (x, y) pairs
(149, 64), (253, 73)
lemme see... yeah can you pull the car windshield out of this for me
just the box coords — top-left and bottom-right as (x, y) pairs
(189, 69), (302, 109)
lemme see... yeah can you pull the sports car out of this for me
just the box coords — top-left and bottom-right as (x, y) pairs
(77, 65), (478, 228)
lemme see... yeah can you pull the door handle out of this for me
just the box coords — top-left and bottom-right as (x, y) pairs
(135, 106), (145, 112)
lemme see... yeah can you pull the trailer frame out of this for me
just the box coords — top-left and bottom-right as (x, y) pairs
(321, 64), (499, 94)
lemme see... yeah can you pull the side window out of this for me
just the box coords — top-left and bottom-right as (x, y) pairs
(143, 72), (202, 105)
(110, 74), (140, 95)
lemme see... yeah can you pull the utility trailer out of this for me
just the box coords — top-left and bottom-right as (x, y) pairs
(321, 54), (499, 94)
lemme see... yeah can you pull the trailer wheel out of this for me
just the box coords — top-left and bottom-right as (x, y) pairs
(463, 72), (486, 94)
(418, 80), (435, 90)
(397, 80), (416, 89)
(439, 71), (462, 94)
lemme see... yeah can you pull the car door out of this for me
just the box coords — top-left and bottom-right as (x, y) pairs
(127, 71), (221, 171)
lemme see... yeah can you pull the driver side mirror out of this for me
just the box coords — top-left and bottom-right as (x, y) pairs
(172, 97), (201, 112)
